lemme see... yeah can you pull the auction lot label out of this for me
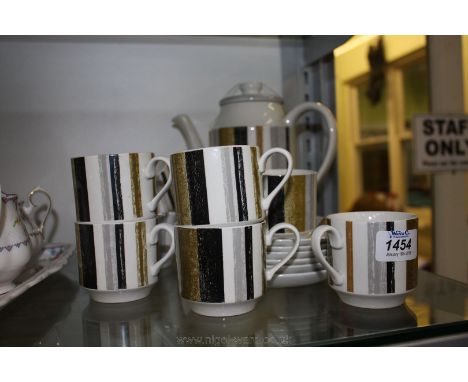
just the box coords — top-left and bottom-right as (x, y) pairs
(413, 114), (468, 173)
(375, 229), (418, 262)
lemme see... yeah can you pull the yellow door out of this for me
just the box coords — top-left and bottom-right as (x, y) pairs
(334, 35), (432, 266)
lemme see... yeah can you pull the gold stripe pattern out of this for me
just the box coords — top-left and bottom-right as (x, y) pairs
(219, 128), (235, 146)
(250, 146), (262, 218)
(129, 153), (143, 217)
(74, 224), (84, 285)
(178, 228), (201, 301)
(406, 218), (418, 290)
(135, 221), (148, 287)
(171, 153), (191, 225)
(284, 175), (306, 231)
(346, 221), (354, 292)
(255, 126), (264, 154)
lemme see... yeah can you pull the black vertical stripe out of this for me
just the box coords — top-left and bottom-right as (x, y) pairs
(185, 150), (210, 225)
(245, 226), (254, 300)
(386, 221), (395, 293)
(72, 158), (91, 221)
(233, 147), (249, 221)
(79, 224), (97, 289)
(234, 126), (248, 144)
(115, 223), (127, 289)
(109, 155), (124, 220)
(197, 229), (224, 303)
(267, 176), (285, 229)
(285, 128), (290, 151)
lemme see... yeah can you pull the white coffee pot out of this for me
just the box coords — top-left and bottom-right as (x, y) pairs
(172, 81), (336, 185)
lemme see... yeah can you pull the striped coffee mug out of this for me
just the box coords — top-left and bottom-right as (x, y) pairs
(75, 219), (175, 303)
(174, 221), (300, 317)
(264, 169), (317, 232)
(71, 152), (171, 222)
(170, 145), (293, 226)
(311, 211), (418, 309)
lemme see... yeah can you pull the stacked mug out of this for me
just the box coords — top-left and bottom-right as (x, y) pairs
(71, 152), (176, 303)
(263, 169), (327, 287)
(168, 145), (302, 317)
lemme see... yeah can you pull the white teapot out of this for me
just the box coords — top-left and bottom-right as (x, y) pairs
(172, 81), (336, 185)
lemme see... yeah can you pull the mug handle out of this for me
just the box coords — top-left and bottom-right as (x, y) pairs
(284, 102), (337, 186)
(264, 223), (300, 281)
(24, 187), (52, 234)
(258, 147), (293, 212)
(143, 157), (172, 213)
(148, 223), (175, 277)
(310, 225), (344, 286)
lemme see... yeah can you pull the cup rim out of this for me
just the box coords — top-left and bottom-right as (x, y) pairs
(71, 152), (154, 161)
(327, 211), (417, 223)
(175, 219), (265, 230)
(264, 168), (317, 176)
(75, 215), (162, 225)
(170, 145), (258, 156)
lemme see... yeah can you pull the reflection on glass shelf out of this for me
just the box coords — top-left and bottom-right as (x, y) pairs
(402, 59), (429, 130)
(1, 258), (468, 346)
(357, 79), (388, 138)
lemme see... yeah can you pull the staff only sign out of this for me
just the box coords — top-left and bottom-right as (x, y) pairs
(412, 114), (468, 173)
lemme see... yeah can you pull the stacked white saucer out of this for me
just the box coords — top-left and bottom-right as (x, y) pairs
(266, 225), (328, 288)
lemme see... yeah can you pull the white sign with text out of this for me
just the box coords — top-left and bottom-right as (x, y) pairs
(412, 114), (468, 173)
(375, 229), (418, 262)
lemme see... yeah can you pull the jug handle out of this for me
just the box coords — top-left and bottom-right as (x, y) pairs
(27, 187), (52, 234)
(284, 102), (337, 186)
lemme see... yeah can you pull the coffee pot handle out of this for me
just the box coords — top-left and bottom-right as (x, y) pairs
(143, 157), (172, 213)
(258, 147), (293, 212)
(148, 223), (175, 277)
(310, 225), (344, 285)
(284, 102), (337, 186)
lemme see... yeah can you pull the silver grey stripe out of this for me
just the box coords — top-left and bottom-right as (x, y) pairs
(367, 221), (387, 294)
(98, 155), (113, 221)
(103, 224), (118, 290)
(233, 227), (246, 301)
(221, 148), (238, 222)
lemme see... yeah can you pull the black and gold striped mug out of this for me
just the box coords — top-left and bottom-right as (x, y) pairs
(170, 145), (293, 226)
(174, 221), (300, 317)
(71, 152), (171, 222)
(311, 211), (418, 309)
(75, 219), (175, 303)
(264, 169), (317, 232)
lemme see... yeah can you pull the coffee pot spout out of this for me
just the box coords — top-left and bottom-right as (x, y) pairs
(172, 114), (204, 149)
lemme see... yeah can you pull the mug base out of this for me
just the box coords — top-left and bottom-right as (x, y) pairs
(85, 285), (153, 304)
(183, 298), (258, 317)
(335, 289), (413, 309)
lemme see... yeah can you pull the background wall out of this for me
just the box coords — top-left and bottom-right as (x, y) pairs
(0, 36), (285, 243)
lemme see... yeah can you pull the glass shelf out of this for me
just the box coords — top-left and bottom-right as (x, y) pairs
(0, 255), (467, 346)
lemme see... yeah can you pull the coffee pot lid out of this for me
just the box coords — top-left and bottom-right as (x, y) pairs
(219, 81), (283, 106)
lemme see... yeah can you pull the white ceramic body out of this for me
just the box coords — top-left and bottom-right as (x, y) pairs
(311, 211), (419, 309)
(170, 145), (292, 226)
(175, 221), (300, 316)
(75, 219), (175, 303)
(0, 192), (32, 294)
(71, 152), (171, 222)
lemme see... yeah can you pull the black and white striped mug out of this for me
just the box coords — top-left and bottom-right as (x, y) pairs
(174, 221), (300, 317)
(170, 145), (293, 226)
(75, 219), (175, 303)
(71, 152), (171, 222)
(264, 169), (317, 232)
(311, 211), (418, 309)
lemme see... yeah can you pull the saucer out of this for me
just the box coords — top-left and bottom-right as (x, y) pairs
(270, 263), (323, 274)
(268, 270), (327, 288)
(272, 230), (312, 240)
(270, 237), (326, 247)
(85, 284), (155, 304)
(266, 257), (318, 266)
(268, 248), (314, 255)
(266, 251), (316, 260)
(268, 244), (312, 252)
